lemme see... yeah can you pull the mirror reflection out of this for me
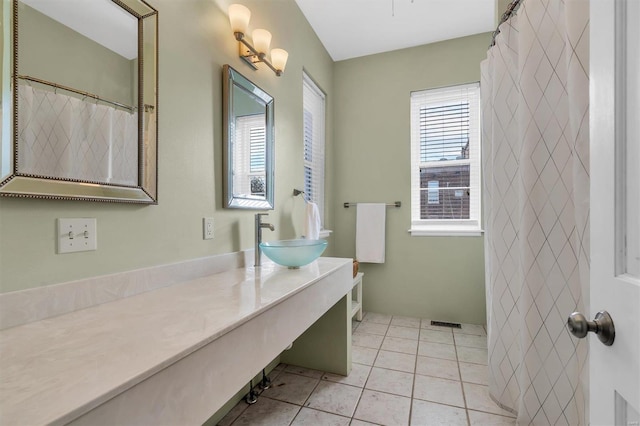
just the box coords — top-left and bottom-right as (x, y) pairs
(18, 0), (138, 185)
(0, 0), (158, 203)
(223, 65), (274, 209)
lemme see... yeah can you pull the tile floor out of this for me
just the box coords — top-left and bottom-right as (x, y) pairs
(219, 312), (516, 426)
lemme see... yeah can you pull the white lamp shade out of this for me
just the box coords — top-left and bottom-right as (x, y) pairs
(252, 29), (272, 54)
(229, 4), (250, 34)
(270, 48), (289, 72)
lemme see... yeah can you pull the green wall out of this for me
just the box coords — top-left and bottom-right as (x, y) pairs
(0, 0), (335, 292)
(1, 0), (495, 325)
(18, 4), (135, 106)
(331, 34), (490, 324)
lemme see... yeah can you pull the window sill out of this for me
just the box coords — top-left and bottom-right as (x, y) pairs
(408, 228), (484, 237)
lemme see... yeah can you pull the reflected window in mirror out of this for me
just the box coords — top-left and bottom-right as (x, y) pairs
(222, 65), (274, 209)
(302, 72), (326, 228)
(234, 114), (266, 197)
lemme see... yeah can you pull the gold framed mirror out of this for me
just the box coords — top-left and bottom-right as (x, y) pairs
(0, 0), (158, 203)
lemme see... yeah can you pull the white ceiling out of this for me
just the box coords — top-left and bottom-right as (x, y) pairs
(294, 0), (497, 61)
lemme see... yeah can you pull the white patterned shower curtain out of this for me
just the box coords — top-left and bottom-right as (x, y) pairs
(481, 0), (590, 424)
(18, 84), (138, 186)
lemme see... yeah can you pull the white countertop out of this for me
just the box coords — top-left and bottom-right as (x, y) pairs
(0, 257), (351, 425)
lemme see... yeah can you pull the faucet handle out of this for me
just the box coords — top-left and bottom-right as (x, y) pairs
(256, 213), (269, 217)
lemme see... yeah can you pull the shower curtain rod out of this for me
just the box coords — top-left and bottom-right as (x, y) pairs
(16, 74), (136, 112)
(489, 0), (523, 48)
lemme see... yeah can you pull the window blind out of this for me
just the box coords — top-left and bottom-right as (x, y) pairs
(419, 102), (470, 162)
(303, 72), (326, 227)
(410, 82), (481, 235)
(249, 127), (265, 173)
(233, 114), (265, 197)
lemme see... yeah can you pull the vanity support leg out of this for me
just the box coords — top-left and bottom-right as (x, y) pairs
(245, 380), (258, 404)
(259, 369), (271, 390)
(280, 295), (352, 376)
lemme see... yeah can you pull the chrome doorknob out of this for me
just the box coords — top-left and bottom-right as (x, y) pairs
(567, 311), (615, 346)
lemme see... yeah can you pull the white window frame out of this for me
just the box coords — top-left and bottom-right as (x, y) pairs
(409, 82), (482, 236)
(302, 72), (326, 231)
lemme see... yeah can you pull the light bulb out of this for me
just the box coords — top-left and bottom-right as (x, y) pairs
(270, 48), (289, 73)
(229, 4), (250, 35)
(252, 29), (272, 54)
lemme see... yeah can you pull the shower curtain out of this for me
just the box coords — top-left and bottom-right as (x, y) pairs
(18, 84), (138, 186)
(481, 0), (590, 424)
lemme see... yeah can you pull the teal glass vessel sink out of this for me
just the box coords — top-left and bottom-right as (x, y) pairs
(260, 239), (328, 269)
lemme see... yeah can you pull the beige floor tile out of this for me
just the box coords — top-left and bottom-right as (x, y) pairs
(284, 365), (325, 379)
(411, 399), (468, 426)
(417, 341), (457, 360)
(387, 325), (420, 340)
(457, 346), (488, 365)
(468, 410), (517, 425)
(352, 346), (378, 365)
(413, 375), (465, 408)
(463, 383), (516, 417)
(261, 372), (319, 405)
(455, 323), (487, 336)
(291, 407), (351, 426)
(353, 389), (411, 426)
(381, 336), (418, 355)
(363, 312), (392, 325)
(323, 363), (371, 388)
(217, 400), (247, 426)
(222, 313), (505, 426)
(373, 350), (416, 373)
(350, 420), (378, 426)
(454, 333), (488, 349)
(266, 368), (284, 383)
(459, 361), (489, 385)
(356, 321), (389, 336)
(365, 367), (414, 397)
(419, 329), (455, 344)
(353, 332), (384, 349)
(390, 316), (421, 328)
(415, 356), (460, 381)
(232, 397), (300, 426)
(305, 381), (362, 417)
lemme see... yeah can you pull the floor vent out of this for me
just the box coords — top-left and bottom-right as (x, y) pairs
(430, 320), (462, 328)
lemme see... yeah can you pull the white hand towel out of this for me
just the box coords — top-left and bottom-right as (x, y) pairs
(356, 203), (386, 263)
(303, 202), (321, 240)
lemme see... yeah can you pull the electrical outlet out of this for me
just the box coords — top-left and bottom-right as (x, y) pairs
(203, 217), (214, 240)
(58, 218), (97, 254)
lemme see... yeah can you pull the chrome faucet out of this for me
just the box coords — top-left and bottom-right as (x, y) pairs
(255, 213), (275, 266)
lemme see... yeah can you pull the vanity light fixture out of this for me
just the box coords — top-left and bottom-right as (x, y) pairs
(228, 4), (289, 76)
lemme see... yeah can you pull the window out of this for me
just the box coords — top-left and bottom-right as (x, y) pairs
(234, 114), (265, 197)
(303, 72), (326, 228)
(410, 82), (481, 236)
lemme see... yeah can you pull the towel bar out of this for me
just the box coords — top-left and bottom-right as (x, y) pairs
(343, 201), (401, 208)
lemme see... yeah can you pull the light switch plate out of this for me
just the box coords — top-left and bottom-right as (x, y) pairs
(58, 218), (97, 254)
(203, 217), (214, 240)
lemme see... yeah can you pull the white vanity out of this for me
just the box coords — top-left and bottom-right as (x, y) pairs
(0, 256), (353, 425)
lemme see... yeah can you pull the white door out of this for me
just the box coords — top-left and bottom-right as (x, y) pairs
(589, 0), (640, 424)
